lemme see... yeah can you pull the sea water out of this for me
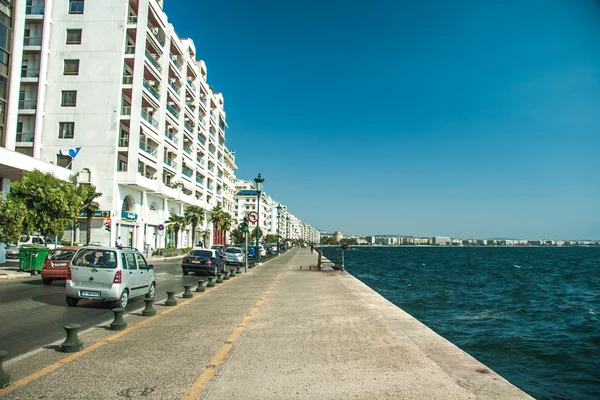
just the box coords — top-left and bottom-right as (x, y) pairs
(342, 246), (600, 400)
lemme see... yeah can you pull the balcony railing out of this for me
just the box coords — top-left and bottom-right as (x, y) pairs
(141, 108), (158, 128)
(207, 184), (214, 191)
(207, 164), (214, 172)
(199, 97), (207, 109)
(169, 54), (181, 70)
(143, 80), (160, 100)
(24, 36), (42, 46)
(196, 176), (204, 184)
(182, 169), (193, 178)
(196, 156), (204, 164)
(122, 74), (133, 84)
(16, 132), (34, 142)
(208, 148), (215, 154)
(149, 27), (165, 47)
(197, 135), (205, 145)
(209, 129), (216, 137)
(118, 161), (128, 171)
(168, 81), (180, 95)
(18, 100), (37, 110)
(165, 130), (179, 144)
(139, 141), (157, 157)
(164, 157), (177, 169)
(145, 50), (162, 71)
(125, 44), (135, 54)
(21, 68), (40, 78)
(119, 133), (129, 147)
(184, 121), (194, 133)
(127, 15), (137, 24)
(187, 79), (197, 92)
(166, 104), (179, 119)
(26, 6), (45, 15)
(121, 105), (131, 115)
(183, 146), (192, 154)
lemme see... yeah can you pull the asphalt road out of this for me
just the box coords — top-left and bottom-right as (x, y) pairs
(0, 258), (217, 361)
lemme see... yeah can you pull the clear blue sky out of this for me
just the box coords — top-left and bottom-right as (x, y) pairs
(165, 0), (600, 240)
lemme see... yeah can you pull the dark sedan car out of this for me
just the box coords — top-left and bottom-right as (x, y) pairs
(182, 249), (226, 276)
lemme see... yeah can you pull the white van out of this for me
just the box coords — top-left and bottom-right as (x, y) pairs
(18, 235), (60, 249)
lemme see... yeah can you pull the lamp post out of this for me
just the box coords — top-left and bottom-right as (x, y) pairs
(254, 173), (264, 261)
(276, 204), (282, 254)
(286, 216), (290, 249)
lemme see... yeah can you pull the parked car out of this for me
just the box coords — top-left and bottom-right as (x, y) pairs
(247, 247), (256, 260)
(268, 244), (278, 253)
(182, 249), (226, 276)
(5, 244), (19, 259)
(223, 247), (245, 266)
(41, 246), (79, 285)
(65, 246), (155, 308)
(18, 235), (59, 249)
(211, 245), (225, 256)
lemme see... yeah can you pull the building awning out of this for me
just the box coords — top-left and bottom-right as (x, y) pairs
(0, 147), (72, 182)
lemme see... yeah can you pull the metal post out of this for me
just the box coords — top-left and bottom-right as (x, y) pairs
(341, 251), (345, 271)
(245, 230), (248, 273)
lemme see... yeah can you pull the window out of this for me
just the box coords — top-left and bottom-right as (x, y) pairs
(125, 253), (137, 270)
(59, 122), (74, 138)
(66, 29), (82, 44)
(63, 59), (79, 75)
(57, 154), (72, 169)
(136, 253), (148, 269)
(69, 0), (84, 14)
(61, 90), (77, 106)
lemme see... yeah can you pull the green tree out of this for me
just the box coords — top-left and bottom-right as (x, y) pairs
(251, 227), (263, 241)
(183, 205), (205, 246)
(0, 198), (27, 244)
(165, 214), (186, 248)
(230, 226), (245, 245)
(264, 234), (278, 243)
(77, 184), (102, 245)
(221, 212), (233, 245)
(200, 229), (211, 247)
(9, 169), (81, 240)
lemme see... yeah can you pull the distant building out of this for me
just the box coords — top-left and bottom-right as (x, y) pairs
(333, 231), (343, 242)
(433, 236), (451, 246)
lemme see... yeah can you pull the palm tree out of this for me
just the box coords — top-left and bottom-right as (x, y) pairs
(78, 184), (102, 245)
(183, 205), (205, 246)
(221, 212), (233, 246)
(209, 204), (225, 244)
(165, 214), (186, 248)
(200, 229), (211, 247)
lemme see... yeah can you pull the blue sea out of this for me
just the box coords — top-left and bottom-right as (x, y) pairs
(339, 246), (600, 400)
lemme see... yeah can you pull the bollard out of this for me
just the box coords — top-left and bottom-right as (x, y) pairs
(223, 270), (230, 280)
(207, 276), (216, 287)
(165, 291), (177, 306)
(142, 298), (156, 316)
(0, 351), (10, 389)
(60, 324), (83, 353)
(183, 285), (193, 298)
(110, 308), (127, 331)
(216, 273), (224, 283)
(228, 268), (236, 278)
(236, 266), (242, 274)
(196, 280), (206, 292)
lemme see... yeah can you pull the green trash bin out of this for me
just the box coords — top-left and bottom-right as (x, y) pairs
(19, 244), (49, 273)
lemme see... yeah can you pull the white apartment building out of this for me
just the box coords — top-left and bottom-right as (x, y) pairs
(3, 0), (238, 250)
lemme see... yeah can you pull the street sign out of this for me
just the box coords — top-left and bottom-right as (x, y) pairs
(158, 224), (165, 231)
(247, 211), (258, 223)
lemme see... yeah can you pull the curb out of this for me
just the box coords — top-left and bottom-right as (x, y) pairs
(0, 273), (32, 280)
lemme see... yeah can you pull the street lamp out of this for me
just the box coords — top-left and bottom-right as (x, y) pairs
(254, 173), (264, 261)
(276, 204), (282, 254)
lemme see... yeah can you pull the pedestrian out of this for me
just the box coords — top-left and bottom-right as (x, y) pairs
(116, 236), (123, 249)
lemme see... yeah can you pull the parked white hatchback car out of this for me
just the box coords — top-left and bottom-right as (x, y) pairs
(65, 246), (156, 308)
(18, 235), (59, 249)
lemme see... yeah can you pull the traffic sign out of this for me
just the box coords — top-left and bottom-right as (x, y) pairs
(247, 211), (258, 223)
(158, 224), (165, 231)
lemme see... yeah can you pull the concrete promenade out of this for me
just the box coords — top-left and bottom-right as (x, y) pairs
(0, 248), (532, 399)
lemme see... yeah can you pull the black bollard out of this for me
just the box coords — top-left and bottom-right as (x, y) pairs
(142, 298), (156, 316)
(223, 270), (230, 280)
(0, 351), (9, 389)
(228, 268), (236, 278)
(207, 276), (216, 287)
(216, 273), (224, 283)
(165, 291), (177, 306)
(196, 280), (206, 292)
(183, 285), (193, 298)
(60, 324), (84, 353)
(110, 308), (127, 331)
(236, 266), (242, 274)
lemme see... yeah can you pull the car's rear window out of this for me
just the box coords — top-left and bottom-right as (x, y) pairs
(72, 249), (118, 268)
(48, 249), (76, 260)
(190, 250), (213, 258)
(225, 248), (242, 254)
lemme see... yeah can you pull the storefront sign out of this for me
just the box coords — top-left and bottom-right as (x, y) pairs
(121, 211), (138, 222)
(79, 210), (110, 218)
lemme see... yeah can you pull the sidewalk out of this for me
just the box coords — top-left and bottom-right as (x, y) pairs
(0, 248), (531, 399)
(0, 260), (32, 280)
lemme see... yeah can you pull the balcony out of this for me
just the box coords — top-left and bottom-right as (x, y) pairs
(165, 130), (179, 144)
(207, 184), (214, 191)
(18, 100), (37, 110)
(21, 67), (40, 78)
(183, 145), (192, 155)
(16, 132), (35, 142)
(169, 54), (182, 70)
(119, 131), (129, 147)
(143, 80), (160, 100)
(209, 129), (216, 138)
(166, 104), (179, 119)
(208, 148), (215, 155)
(199, 97), (207, 110)
(24, 36), (42, 46)
(164, 157), (177, 169)
(187, 79), (197, 92)
(26, 5), (45, 15)
(141, 109), (158, 128)
(139, 141), (157, 157)
(207, 164), (214, 172)
(145, 50), (162, 72)
(196, 156), (204, 164)
(149, 26), (165, 47)
(197, 135), (205, 145)
(196, 176), (204, 185)
(168, 81), (180, 96)
(121, 105), (131, 116)
(184, 121), (194, 133)
(182, 169), (193, 178)
(125, 44), (135, 54)
(122, 74), (133, 84)
(127, 15), (137, 24)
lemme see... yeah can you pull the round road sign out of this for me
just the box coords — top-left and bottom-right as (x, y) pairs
(158, 224), (165, 231)
(247, 211), (258, 223)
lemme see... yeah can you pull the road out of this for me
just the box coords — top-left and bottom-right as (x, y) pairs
(0, 258), (217, 361)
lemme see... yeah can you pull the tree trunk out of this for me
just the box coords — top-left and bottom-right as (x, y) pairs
(191, 222), (197, 246)
(175, 227), (180, 248)
(86, 211), (92, 245)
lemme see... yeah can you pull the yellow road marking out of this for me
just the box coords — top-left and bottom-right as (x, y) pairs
(180, 273), (284, 399)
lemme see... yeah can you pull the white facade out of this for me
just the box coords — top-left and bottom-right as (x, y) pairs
(4, 0), (238, 249)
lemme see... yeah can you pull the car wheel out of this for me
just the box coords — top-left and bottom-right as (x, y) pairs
(66, 296), (79, 307)
(146, 282), (155, 299)
(42, 279), (52, 285)
(117, 290), (129, 308)
(183, 270), (189, 276)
